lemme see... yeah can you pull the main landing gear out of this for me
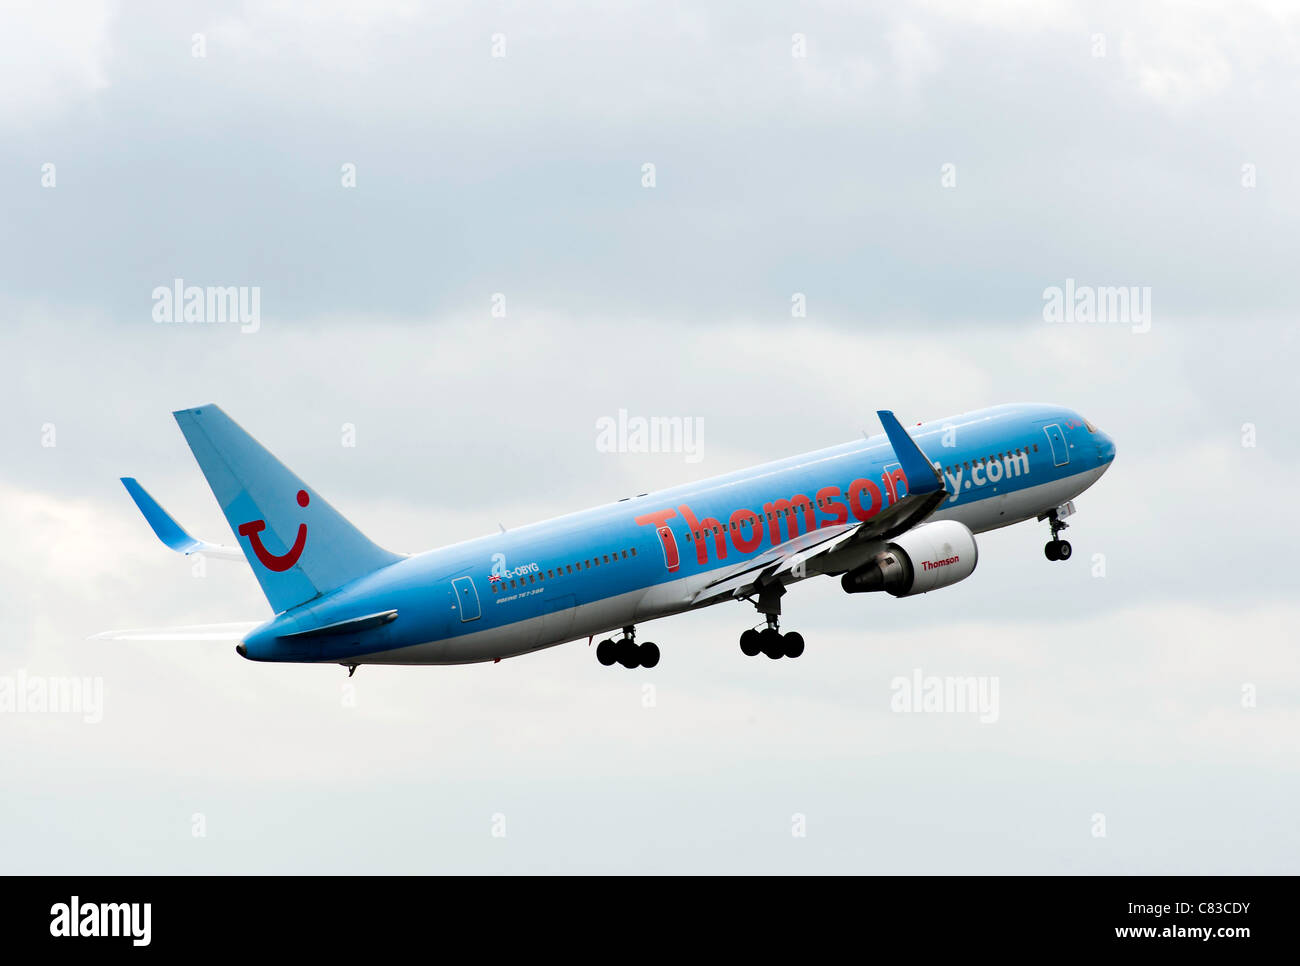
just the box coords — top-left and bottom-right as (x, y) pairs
(1040, 502), (1074, 562)
(738, 579), (804, 660)
(739, 615), (805, 660)
(596, 626), (659, 669)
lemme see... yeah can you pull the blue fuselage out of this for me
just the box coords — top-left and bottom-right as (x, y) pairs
(240, 403), (1115, 665)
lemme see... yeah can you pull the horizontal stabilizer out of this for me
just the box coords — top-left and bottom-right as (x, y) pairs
(276, 609), (398, 639)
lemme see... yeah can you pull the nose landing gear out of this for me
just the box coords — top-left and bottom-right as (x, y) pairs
(1040, 502), (1075, 561)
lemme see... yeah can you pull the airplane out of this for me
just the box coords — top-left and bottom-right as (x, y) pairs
(103, 403), (1115, 672)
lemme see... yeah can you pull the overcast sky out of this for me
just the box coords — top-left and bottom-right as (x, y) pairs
(3, 0), (1297, 873)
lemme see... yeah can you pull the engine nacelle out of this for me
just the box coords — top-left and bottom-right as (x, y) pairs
(840, 520), (978, 597)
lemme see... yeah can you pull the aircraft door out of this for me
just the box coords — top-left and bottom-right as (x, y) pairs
(656, 526), (680, 572)
(451, 575), (482, 622)
(882, 461), (908, 504)
(1043, 424), (1070, 467)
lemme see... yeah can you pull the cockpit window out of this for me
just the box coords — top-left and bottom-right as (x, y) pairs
(1083, 419), (1097, 433)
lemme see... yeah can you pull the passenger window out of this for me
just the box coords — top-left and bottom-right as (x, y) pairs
(621, 550), (628, 559)
(510, 579), (516, 589)
(603, 554), (610, 564)
(630, 547), (636, 557)
(566, 564), (573, 574)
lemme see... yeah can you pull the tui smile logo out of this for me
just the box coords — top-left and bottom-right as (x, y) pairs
(238, 490), (309, 572)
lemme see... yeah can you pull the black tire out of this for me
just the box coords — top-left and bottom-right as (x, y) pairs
(639, 642), (660, 668)
(617, 638), (640, 669)
(1056, 540), (1072, 560)
(596, 639), (617, 666)
(783, 632), (805, 659)
(1044, 541), (1059, 561)
(759, 628), (783, 659)
(739, 628), (761, 657)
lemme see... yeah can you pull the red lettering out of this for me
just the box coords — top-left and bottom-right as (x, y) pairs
(729, 508), (763, 553)
(635, 508), (679, 572)
(763, 495), (814, 545)
(886, 467), (908, 503)
(816, 486), (848, 528)
(677, 504), (727, 564)
(848, 478), (882, 521)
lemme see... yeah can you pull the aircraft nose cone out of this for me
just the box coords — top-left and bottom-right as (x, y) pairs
(1097, 431), (1116, 467)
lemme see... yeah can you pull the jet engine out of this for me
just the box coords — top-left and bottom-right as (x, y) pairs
(840, 520), (978, 597)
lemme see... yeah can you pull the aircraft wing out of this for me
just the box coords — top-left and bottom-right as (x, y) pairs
(691, 410), (949, 606)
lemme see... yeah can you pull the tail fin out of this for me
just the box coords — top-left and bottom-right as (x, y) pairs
(172, 405), (402, 613)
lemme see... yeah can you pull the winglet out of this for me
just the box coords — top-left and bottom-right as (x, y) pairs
(876, 411), (945, 496)
(120, 478), (242, 559)
(121, 477), (205, 553)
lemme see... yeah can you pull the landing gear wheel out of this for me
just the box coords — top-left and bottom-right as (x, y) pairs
(639, 642), (660, 668)
(759, 627), (784, 659)
(739, 628), (761, 657)
(617, 638), (640, 669)
(782, 632), (805, 659)
(1045, 539), (1072, 561)
(596, 639), (618, 666)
